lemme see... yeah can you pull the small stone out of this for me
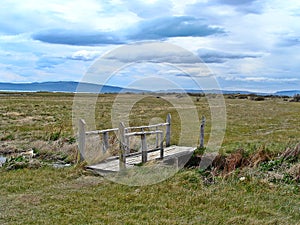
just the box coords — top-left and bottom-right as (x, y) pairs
(239, 176), (246, 181)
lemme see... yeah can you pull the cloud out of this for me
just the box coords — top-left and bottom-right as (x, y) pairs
(278, 37), (300, 47)
(197, 48), (262, 63)
(0, 64), (27, 82)
(35, 56), (66, 69)
(215, 0), (263, 14)
(129, 16), (225, 41)
(216, 0), (257, 6)
(32, 29), (125, 46)
(68, 50), (101, 61)
(32, 16), (225, 46)
(103, 42), (201, 64)
(222, 76), (299, 82)
(123, 0), (173, 18)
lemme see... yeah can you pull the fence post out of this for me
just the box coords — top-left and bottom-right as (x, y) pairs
(119, 122), (126, 170)
(200, 116), (206, 148)
(78, 119), (86, 162)
(141, 133), (147, 163)
(166, 113), (171, 147)
(102, 132), (109, 154)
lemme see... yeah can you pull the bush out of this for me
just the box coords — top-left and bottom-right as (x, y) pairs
(292, 94), (300, 102)
(254, 96), (265, 101)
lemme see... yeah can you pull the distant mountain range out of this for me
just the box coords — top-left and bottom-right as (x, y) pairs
(0, 81), (299, 96)
(0, 81), (144, 93)
(273, 90), (300, 96)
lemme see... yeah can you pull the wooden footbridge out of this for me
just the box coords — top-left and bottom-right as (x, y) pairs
(78, 114), (205, 173)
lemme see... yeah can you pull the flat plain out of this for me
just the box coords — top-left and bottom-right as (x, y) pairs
(0, 92), (299, 224)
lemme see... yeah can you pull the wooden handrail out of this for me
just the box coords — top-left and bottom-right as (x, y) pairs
(125, 130), (163, 137)
(78, 113), (172, 166)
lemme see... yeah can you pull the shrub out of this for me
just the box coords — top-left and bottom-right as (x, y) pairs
(254, 96), (265, 101)
(292, 94), (300, 102)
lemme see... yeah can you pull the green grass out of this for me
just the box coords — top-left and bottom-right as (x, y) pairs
(1, 92), (300, 224)
(0, 168), (299, 224)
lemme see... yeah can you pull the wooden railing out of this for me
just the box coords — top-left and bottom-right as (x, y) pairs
(78, 113), (172, 167)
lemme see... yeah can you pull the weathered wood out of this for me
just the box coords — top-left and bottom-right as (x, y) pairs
(87, 146), (195, 173)
(141, 133), (147, 163)
(125, 135), (130, 154)
(78, 119), (86, 162)
(125, 123), (169, 131)
(80, 112), (172, 165)
(166, 113), (171, 147)
(102, 132), (109, 154)
(125, 130), (163, 137)
(119, 122), (126, 170)
(85, 128), (118, 135)
(155, 126), (159, 148)
(160, 132), (164, 159)
(200, 116), (206, 148)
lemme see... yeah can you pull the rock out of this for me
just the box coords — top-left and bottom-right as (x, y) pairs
(20, 150), (35, 158)
(52, 163), (72, 168)
(0, 156), (6, 167)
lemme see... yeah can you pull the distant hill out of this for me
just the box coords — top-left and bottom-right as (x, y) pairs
(275, 90), (300, 97)
(0, 81), (145, 93)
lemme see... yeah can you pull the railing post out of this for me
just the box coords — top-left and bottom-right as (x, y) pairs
(166, 113), (171, 147)
(125, 135), (130, 154)
(155, 126), (159, 148)
(78, 119), (86, 162)
(102, 132), (109, 154)
(119, 122), (126, 170)
(141, 133), (147, 163)
(160, 132), (164, 159)
(200, 116), (206, 148)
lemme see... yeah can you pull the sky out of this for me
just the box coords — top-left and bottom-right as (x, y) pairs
(0, 0), (300, 92)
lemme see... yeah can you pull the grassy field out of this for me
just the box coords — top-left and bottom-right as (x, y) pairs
(0, 92), (300, 224)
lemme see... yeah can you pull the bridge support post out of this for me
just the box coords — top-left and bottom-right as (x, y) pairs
(141, 133), (147, 163)
(160, 132), (164, 159)
(102, 132), (109, 154)
(78, 119), (86, 162)
(166, 113), (171, 147)
(119, 122), (126, 170)
(200, 116), (206, 148)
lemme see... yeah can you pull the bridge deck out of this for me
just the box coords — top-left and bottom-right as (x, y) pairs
(87, 146), (195, 173)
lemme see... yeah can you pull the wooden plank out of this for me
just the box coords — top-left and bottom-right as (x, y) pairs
(87, 146), (195, 173)
(125, 123), (169, 131)
(125, 130), (163, 137)
(85, 128), (118, 135)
